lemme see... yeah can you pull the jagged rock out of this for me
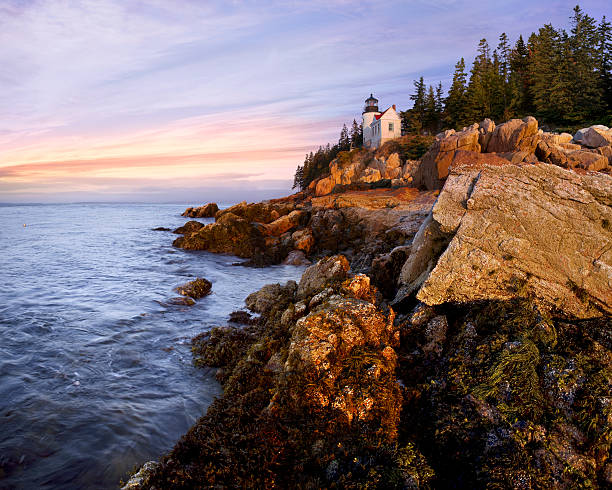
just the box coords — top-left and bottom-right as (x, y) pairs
(384, 166), (402, 180)
(402, 159), (419, 182)
(386, 152), (401, 169)
(540, 132), (573, 146)
(245, 281), (297, 314)
(282, 250), (312, 266)
(284, 276), (399, 433)
(215, 201), (295, 224)
(414, 125), (481, 190)
(182, 203), (219, 218)
(485, 116), (539, 154)
(573, 125), (612, 148)
(397, 162), (612, 318)
(173, 220), (204, 234)
(370, 245), (412, 299)
(565, 150), (609, 171)
(315, 176), (334, 196)
(176, 278), (212, 299)
(263, 210), (306, 236)
(173, 212), (266, 259)
(291, 228), (314, 254)
(478, 118), (496, 150)
(358, 167), (382, 183)
(297, 255), (350, 297)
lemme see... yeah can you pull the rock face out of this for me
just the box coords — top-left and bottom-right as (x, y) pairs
(413, 125), (481, 190)
(397, 162), (612, 318)
(483, 116), (539, 153)
(182, 203), (219, 218)
(296, 255), (350, 297)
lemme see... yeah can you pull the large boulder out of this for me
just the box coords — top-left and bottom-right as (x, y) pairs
(263, 210), (306, 236)
(215, 201), (295, 224)
(245, 281), (297, 314)
(173, 212), (266, 258)
(315, 176), (334, 196)
(484, 116), (539, 153)
(396, 162), (612, 318)
(297, 255), (350, 297)
(413, 124), (481, 190)
(176, 278), (212, 299)
(182, 203), (219, 218)
(573, 125), (612, 148)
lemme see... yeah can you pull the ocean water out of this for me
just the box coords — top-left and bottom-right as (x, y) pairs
(0, 203), (306, 489)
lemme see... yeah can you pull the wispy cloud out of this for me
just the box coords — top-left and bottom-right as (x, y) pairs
(1, 0), (609, 201)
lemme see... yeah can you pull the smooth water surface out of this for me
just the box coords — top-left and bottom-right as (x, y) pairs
(0, 203), (305, 488)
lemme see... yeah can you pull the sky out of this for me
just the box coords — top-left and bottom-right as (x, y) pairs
(1, 0), (609, 203)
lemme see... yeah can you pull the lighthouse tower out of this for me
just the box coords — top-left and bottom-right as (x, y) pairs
(362, 94), (380, 148)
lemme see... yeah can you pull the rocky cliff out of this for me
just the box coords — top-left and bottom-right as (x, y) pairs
(128, 117), (612, 488)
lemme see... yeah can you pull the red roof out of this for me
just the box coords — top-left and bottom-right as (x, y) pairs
(374, 106), (393, 120)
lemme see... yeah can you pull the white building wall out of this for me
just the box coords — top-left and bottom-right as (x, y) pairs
(362, 111), (379, 148)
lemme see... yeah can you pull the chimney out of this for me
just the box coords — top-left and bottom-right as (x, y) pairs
(392, 104), (396, 111)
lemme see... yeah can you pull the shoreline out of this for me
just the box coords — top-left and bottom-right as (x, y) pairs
(126, 117), (611, 488)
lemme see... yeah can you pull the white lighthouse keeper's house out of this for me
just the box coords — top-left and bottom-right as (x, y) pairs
(362, 94), (402, 149)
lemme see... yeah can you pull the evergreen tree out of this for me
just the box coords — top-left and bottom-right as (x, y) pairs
(597, 16), (612, 112)
(497, 33), (513, 118)
(292, 164), (304, 189)
(349, 119), (363, 148)
(409, 77), (427, 133)
(338, 124), (350, 151)
(568, 5), (603, 122)
(528, 25), (564, 122)
(423, 85), (438, 133)
(509, 34), (532, 115)
(465, 39), (493, 122)
(446, 57), (468, 128)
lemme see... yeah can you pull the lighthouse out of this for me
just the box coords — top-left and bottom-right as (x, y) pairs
(362, 93), (402, 149)
(362, 94), (380, 148)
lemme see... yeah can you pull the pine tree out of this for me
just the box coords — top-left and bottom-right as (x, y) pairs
(409, 77), (427, 133)
(528, 25), (564, 122)
(349, 119), (363, 148)
(338, 124), (350, 151)
(292, 164), (304, 190)
(597, 16), (612, 112)
(465, 39), (493, 122)
(497, 33), (513, 119)
(446, 58), (468, 128)
(509, 35), (532, 115)
(424, 85), (438, 133)
(568, 5), (603, 122)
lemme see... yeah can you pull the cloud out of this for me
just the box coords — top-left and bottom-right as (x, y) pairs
(1, 0), (610, 202)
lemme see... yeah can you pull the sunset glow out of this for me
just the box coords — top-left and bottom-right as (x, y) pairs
(1, 0), (608, 202)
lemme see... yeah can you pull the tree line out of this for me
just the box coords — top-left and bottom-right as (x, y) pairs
(293, 119), (362, 190)
(404, 5), (611, 134)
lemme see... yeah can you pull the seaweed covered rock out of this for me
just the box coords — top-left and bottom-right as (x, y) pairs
(144, 268), (432, 488)
(397, 299), (612, 488)
(173, 212), (266, 258)
(175, 277), (212, 299)
(397, 162), (612, 318)
(172, 220), (203, 234)
(181, 203), (219, 218)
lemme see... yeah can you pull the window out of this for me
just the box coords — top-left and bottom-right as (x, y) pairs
(389, 123), (394, 132)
